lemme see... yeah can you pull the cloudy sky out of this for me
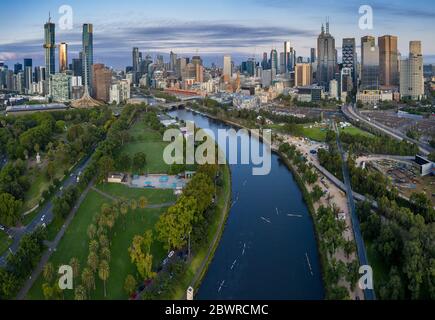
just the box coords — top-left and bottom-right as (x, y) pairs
(1, 0), (434, 68)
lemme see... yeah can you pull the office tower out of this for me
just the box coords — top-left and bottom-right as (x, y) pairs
(23, 58), (33, 91)
(82, 23), (94, 94)
(295, 63), (312, 87)
(92, 64), (112, 102)
(400, 41), (424, 100)
(284, 41), (291, 73)
(49, 73), (71, 102)
(261, 52), (269, 70)
(43, 15), (56, 80)
(132, 47), (141, 84)
(223, 55), (232, 82)
(246, 58), (255, 77)
(279, 52), (285, 74)
(379, 35), (399, 88)
(310, 48), (316, 63)
(72, 57), (83, 77)
(316, 21), (337, 89)
(361, 36), (379, 90)
(59, 42), (68, 72)
(14, 63), (22, 74)
(35, 66), (46, 83)
(169, 51), (177, 72)
(342, 38), (357, 86)
(177, 57), (188, 80)
(270, 49), (278, 72)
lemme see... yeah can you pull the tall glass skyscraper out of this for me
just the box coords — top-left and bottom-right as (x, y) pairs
(82, 24), (94, 94)
(43, 16), (56, 80)
(342, 38), (357, 86)
(316, 21), (337, 90)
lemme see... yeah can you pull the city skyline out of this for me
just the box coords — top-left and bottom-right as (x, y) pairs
(1, 0), (435, 68)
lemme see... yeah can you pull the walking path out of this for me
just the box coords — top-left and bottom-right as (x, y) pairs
(16, 181), (95, 300)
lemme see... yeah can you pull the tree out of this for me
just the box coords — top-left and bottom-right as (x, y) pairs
(43, 262), (54, 283)
(87, 251), (99, 273)
(120, 202), (129, 220)
(310, 185), (324, 202)
(87, 224), (96, 240)
(69, 257), (80, 278)
(46, 161), (56, 181)
(128, 231), (155, 280)
(117, 154), (131, 172)
(138, 196), (148, 209)
(0, 193), (22, 227)
(132, 152), (147, 173)
(130, 199), (138, 211)
(89, 240), (99, 254)
(100, 246), (111, 262)
(74, 285), (87, 300)
(0, 269), (19, 299)
(124, 274), (137, 296)
(98, 155), (115, 182)
(81, 267), (95, 293)
(98, 260), (110, 297)
(99, 234), (110, 249)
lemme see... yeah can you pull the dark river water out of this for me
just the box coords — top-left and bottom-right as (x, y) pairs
(168, 109), (324, 300)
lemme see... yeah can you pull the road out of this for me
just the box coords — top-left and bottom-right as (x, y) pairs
(342, 104), (433, 156)
(334, 123), (376, 300)
(0, 155), (93, 267)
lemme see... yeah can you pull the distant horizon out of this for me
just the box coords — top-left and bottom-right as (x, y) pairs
(1, 0), (435, 68)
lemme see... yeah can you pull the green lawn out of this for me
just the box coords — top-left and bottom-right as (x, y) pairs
(340, 125), (373, 138)
(118, 120), (170, 174)
(0, 231), (12, 256)
(299, 125), (328, 142)
(27, 184), (176, 300)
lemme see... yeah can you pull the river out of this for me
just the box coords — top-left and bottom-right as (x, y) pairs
(168, 109), (324, 300)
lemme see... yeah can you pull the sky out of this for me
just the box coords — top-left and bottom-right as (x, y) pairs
(0, 0), (434, 69)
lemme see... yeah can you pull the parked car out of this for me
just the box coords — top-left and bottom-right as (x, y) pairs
(168, 251), (175, 259)
(0, 225), (5, 231)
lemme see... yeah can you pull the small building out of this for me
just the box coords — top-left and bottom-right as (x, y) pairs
(415, 155), (434, 177)
(107, 173), (126, 184)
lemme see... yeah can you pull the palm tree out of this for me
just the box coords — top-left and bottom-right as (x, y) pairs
(130, 199), (138, 211)
(138, 196), (148, 209)
(124, 275), (136, 296)
(74, 285), (87, 300)
(87, 224), (97, 240)
(43, 263), (54, 283)
(100, 246), (111, 262)
(69, 257), (80, 278)
(99, 234), (109, 249)
(81, 267), (95, 293)
(98, 260), (110, 297)
(89, 240), (99, 254)
(87, 252), (99, 273)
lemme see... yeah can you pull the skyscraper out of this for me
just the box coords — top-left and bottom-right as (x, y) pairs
(310, 48), (316, 64)
(270, 49), (278, 72)
(223, 55), (232, 82)
(72, 56), (83, 77)
(342, 38), (357, 86)
(295, 63), (312, 87)
(23, 58), (32, 92)
(59, 42), (68, 73)
(316, 21), (337, 90)
(361, 36), (379, 90)
(92, 63), (112, 102)
(82, 23), (94, 94)
(284, 41), (291, 73)
(43, 15), (56, 80)
(132, 47), (141, 85)
(379, 35), (399, 88)
(400, 41), (424, 100)
(169, 51), (177, 72)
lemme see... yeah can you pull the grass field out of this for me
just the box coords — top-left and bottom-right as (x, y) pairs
(340, 125), (373, 138)
(27, 184), (176, 300)
(118, 119), (170, 174)
(299, 125), (328, 142)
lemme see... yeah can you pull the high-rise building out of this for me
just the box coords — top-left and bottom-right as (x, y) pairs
(295, 63), (312, 87)
(23, 58), (32, 92)
(132, 47), (141, 85)
(316, 21), (337, 89)
(50, 73), (71, 102)
(361, 36), (379, 90)
(92, 63), (112, 102)
(310, 48), (316, 63)
(378, 35), (399, 88)
(400, 41), (424, 100)
(223, 55), (232, 82)
(43, 15), (56, 80)
(14, 63), (22, 74)
(342, 38), (357, 86)
(82, 23), (94, 94)
(284, 41), (291, 73)
(59, 42), (68, 73)
(270, 49), (278, 72)
(169, 51), (177, 72)
(261, 52), (269, 70)
(72, 56), (83, 77)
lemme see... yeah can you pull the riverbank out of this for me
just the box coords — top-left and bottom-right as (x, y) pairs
(173, 105), (327, 298)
